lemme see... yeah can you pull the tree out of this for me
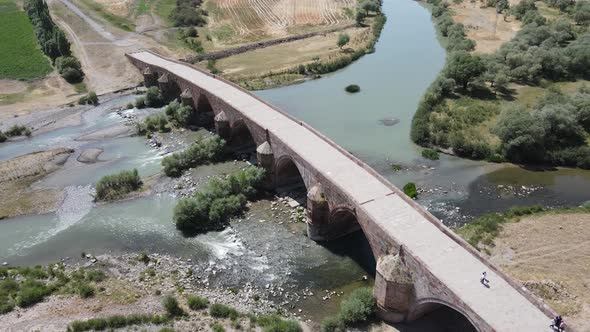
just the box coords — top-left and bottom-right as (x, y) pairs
(574, 0), (590, 26)
(493, 104), (546, 162)
(337, 33), (350, 50)
(496, 0), (509, 14)
(443, 52), (486, 89)
(534, 104), (586, 148)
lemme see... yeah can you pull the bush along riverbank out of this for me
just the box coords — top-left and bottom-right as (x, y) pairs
(411, 0), (590, 169)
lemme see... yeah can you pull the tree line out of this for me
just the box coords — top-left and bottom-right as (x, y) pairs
(411, 0), (590, 168)
(24, 0), (84, 83)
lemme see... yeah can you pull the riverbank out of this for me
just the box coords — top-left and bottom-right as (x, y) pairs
(411, 0), (590, 169)
(205, 10), (387, 90)
(0, 252), (309, 331)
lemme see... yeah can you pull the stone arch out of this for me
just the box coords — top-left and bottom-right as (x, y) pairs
(194, 93), (214, 127)
(407, 298), (479, 332)
(275, 155), (306, 191)
(229, 119), (256, 151)
(328, 205), (360, 237)
(157, 73), (181, 102)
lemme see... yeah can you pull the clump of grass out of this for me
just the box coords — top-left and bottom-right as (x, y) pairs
(162, 295), (185, 317)
(187, 294), (208, 310)
(403, 182), (418, 199)
(4, 125), (31, 137)
(209, 303), (239, 320)
(421, 148), (440, 160)
(345, 84), (360, 93)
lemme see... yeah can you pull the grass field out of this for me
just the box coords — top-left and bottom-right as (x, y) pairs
(0, 0), (52, 79)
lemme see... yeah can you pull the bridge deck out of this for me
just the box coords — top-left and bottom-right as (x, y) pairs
(129, 51), (551, 331)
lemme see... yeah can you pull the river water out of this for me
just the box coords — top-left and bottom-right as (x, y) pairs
(1, 0), (589, 328)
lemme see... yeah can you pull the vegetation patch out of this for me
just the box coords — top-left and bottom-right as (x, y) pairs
(173, 166), (265, 233)
(402, 182), (418, 199)
(162, 295), (185, 317)
(345, 84), (360, 93)
(321, 287), (375, 332)
(0, 264), (108, 315)
(209, 303), (239, 320)
(187, 294), (208, 310)
(67, 314), (169, 332)
(78, 91), (98, 105)
(457, 205), (545, 250)
(421, 148), (440, 160)
(0, 0), (52, 79)
(134, 87), (164, 109)
(95, 169), (143, 201)
(256, 314), (302, 332)
(412, 0), (590, 168)
(162, 135), (226, 177)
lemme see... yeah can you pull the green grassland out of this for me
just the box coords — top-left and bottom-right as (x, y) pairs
(0, 0), (52, 79)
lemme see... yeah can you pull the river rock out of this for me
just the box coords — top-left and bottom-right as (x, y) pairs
(77, 148), (104, 163)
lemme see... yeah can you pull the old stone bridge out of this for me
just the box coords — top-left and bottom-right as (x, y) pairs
(127, 51), (557, 331)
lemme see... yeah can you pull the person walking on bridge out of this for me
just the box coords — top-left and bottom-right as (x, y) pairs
(480, 271), (490, 287)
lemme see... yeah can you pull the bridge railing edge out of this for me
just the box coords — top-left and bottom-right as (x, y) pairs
(126, 49), (560, 322)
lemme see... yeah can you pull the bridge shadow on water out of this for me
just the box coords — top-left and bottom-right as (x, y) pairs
(319, 230), (377, 277)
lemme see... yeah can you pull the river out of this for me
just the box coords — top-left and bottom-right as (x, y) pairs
(0, 0), (589, 329)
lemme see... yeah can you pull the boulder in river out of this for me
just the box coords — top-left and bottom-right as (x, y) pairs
(77, 148), (104, 163)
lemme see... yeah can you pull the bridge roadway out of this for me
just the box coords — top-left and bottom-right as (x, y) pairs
(128, 51), (552, 331)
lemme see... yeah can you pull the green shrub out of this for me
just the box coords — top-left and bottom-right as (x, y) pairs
(162, 295), (184, 317)
(135, 96), (146, 108)
(138, 113), (169, 135)
(0, 131), (6, 143)
(257, 314), (302, 332)
(125, 102), (134, 109)
(85, 270), (106, 282)
(55, 56), (84, 83)
(421, 148), (440, 160)
(345, 84), (360, 93)
(76, 283), (95, 298)
(403, 182), (418, 199)
(338, 287), (375, 324)
(209, 303), (238, 319)
(321, 315), (345, 332)
(87, 91), (98, 105)
(187, 294), (208, 310)
(95, 169), (143, 201)
(162, 135), (226, 177)
(145, 87), (164, 107)
(16, 280), (51, 307)
(210, 322), (225, 332)
(78, 95), (87, 105)
(173, 167), (265, 232)
(5, 125), (29, 137)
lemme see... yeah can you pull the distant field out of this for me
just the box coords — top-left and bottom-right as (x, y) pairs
(206, 0), (355, 44)
(0, 0), (52, 79)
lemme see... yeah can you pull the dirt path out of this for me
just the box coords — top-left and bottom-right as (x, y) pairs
(489, 212), (590, 331)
